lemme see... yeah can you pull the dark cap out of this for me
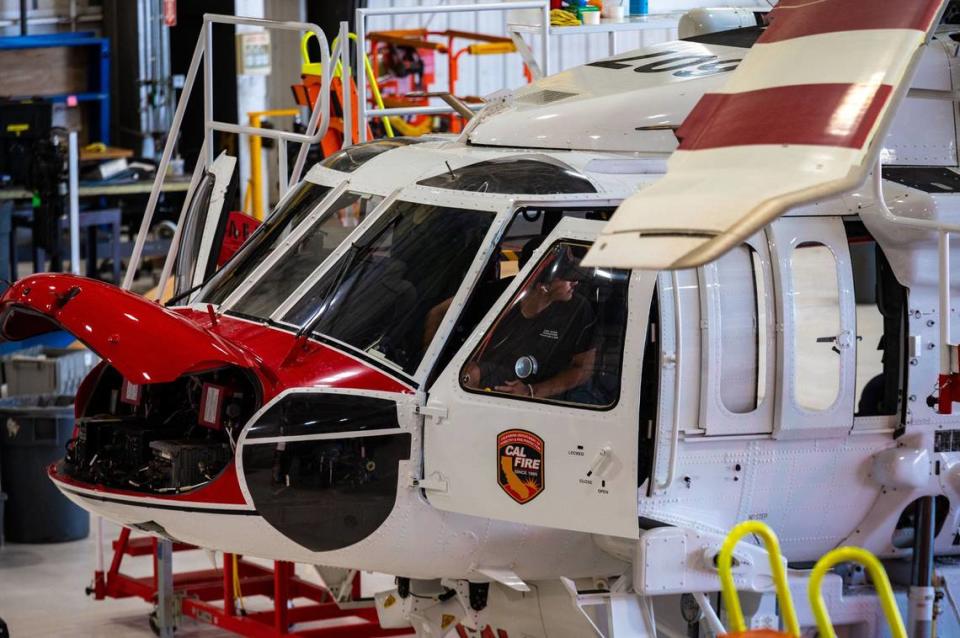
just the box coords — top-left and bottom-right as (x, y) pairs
(543, 246), (590, 283)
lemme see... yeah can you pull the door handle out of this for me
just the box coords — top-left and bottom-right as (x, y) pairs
(586, 445), (613, 478)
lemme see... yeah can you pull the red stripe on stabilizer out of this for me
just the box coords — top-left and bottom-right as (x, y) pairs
(676, 83), (892, 151)
(760, 0), (942, 44)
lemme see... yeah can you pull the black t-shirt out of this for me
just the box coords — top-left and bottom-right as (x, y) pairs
(476, 293), (597, 393)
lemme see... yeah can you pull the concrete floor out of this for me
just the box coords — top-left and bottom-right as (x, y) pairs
(0, 520), (398, 638)
(0, 520), (232, 637)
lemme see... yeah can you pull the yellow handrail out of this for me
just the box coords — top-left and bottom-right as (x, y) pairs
(301, 32), (394, 138)
(809, 547), (906, 638)
(718, 521), (801, 637)
(245, 108), (300, 221)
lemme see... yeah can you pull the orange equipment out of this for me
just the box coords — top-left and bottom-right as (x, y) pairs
(368, 29), (530, 134)
(291, 33), (388, 157)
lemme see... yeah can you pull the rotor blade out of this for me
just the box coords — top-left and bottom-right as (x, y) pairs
(584, 0), (947, 270)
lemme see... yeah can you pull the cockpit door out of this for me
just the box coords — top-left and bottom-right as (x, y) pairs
(421, 218), (652, 539)
(172, 152), (238, 299)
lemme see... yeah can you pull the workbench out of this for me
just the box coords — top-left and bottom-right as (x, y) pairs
(1, 177), (190, 283)
(0, 178), (190, 200)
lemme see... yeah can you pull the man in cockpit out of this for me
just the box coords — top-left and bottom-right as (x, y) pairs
(461, 246), (598, 401)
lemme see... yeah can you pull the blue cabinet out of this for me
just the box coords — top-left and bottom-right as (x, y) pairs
(0, 32), (111, 144)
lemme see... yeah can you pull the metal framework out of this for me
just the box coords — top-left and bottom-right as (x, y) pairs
(91, 527), (408, 638)
(123, 14), (334, 291)
(354, 1), (551, 144)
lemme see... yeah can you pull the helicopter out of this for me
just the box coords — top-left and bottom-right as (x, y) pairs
(2, 0), (958, 635)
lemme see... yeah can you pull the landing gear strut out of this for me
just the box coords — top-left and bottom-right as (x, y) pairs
(909, 495), (937, 638)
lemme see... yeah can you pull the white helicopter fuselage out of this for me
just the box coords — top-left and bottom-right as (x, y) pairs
(23, 23), (960, 635)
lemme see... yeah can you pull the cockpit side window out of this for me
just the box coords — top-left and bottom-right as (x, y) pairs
(460, 240), (629, 410)
(426, 206), (616, 387)
(200, 182), (330, 306)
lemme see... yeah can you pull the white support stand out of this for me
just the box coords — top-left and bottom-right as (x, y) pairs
(124, 14), (333, 291)
(607, 595), (657, 638)
(67, 131), (80, 275)
(338, 20), (352, 150)
(155, 539), (176, 638)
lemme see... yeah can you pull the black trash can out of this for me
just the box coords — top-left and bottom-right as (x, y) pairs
(0, 394), (89, 543)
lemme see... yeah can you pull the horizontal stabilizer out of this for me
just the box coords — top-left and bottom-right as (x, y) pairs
(585, 0), (946, 270)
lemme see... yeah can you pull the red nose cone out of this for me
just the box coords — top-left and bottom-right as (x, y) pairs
(0, 273), (414, 399)
(0, 274), (256, 384)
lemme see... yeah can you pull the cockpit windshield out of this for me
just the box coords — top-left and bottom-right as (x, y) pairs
(231, 191), (383, 319)
(200, 181), (331, 306)
(281, 201), (495, 374)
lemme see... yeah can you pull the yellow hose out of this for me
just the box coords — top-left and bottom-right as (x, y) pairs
(387, 116), (434, 137)
(809, 547), (906, 638)
(302, 32), (394, 138)
(232, 554), (246, 613)
(718, 521), (800, 637)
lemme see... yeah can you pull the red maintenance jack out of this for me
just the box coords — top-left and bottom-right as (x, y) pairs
(88, 524), (409, 637)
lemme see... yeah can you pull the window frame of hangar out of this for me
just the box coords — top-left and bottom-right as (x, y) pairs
(457, 238), (631, 412)
(265, 185), (513, 381)
(215, 178), (350, 312)
(421, 198), (628, 389)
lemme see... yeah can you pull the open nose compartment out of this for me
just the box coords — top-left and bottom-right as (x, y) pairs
(63, 365), (259, 495)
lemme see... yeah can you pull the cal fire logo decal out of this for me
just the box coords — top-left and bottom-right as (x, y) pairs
(497, 429), (544, 504)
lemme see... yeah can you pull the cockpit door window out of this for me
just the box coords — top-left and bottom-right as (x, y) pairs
(424, 205), (618, 389)
(460, 241), (629, 409)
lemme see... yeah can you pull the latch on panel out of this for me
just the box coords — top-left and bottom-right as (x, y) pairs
(417, 403), (448, 423)
(909, 334), (922, 358)
(410, 473), (448, 493)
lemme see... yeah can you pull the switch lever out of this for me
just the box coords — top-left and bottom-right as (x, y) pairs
(586, 446), (613, 478)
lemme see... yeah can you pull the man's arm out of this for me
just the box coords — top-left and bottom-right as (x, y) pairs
(495, 348), (596, 399)
(423, 297), (454, 349)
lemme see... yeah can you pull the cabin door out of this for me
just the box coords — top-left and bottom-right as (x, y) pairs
(768, 217), (856, 438)
(172, 152), (238, 300)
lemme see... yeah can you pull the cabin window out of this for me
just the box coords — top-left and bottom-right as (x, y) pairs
(717, 245), (767, 413)
(845, 222), (905, 417)
(200, 181), (331, 306)
(233, 192), (383, 319)
(792, 242), (841, 411)
(460, 241), (629, 410)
